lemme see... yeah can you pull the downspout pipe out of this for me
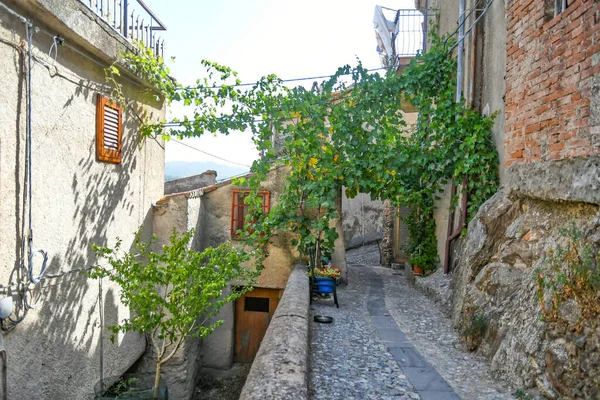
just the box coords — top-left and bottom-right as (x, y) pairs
(456, 0), (465, 104)
(444, 0), (466, 274)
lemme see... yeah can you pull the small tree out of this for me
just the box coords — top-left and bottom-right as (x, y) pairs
(91, 229), (256, 399)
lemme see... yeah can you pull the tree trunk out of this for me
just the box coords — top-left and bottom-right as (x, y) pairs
(381, 199), (394, 266)
(153, 361), (162, 399)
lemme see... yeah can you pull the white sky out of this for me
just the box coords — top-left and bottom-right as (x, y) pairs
(143, 0), (416, 170)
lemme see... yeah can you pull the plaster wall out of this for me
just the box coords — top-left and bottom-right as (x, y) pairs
(153, 165), (347, 371)
(130, 196), (204, 400)
(197, 165), (346, 289)
(426, 0), (506, 269)
(474, 0), (507, 184)
(341, 190), (384, 249)
(0, 2), (165, 398)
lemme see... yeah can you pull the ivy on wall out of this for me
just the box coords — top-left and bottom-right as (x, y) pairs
(109, 34), (499, 271)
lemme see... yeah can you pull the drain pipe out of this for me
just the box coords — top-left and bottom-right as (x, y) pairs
(444, 0), (466, 274)
(455, 0), (465, 104)
(0, 349), (6, 400)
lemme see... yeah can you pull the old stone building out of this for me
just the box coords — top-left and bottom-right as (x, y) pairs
(414, 0), (600, 398)
(0, 0), (165, 398)
(149, 165), (347, 397)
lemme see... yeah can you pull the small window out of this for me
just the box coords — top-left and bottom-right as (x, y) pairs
(230, 190), (270, 238)
(545, 0), (570, 19)
(96, 94), (122, 163)
(244, 297), (269, 313)
(555, 0), (569, 15)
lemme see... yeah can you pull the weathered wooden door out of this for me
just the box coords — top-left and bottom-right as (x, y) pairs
(234, 287), (281, 363)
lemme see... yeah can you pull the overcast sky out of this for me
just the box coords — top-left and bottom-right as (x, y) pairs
(143, 0), (416, 173)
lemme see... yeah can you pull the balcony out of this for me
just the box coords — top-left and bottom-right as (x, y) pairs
(373, 6), (435, 69)
(78, 0), (166, 57)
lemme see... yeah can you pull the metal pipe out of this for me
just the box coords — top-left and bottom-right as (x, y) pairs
(122, 0), (128, 37)
(99, 279), (104, 387)
(0, 349), (7, 400)
(25, 21), (33, 263)
(422, 0), (429, 53)
(456, 0), (465, 103)
(443, 0), (466, 274)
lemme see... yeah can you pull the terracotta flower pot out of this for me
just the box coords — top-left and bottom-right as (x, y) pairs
(413, 265), (424, 276)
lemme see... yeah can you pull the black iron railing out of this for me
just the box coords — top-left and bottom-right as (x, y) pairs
(78, 0), (166, 57)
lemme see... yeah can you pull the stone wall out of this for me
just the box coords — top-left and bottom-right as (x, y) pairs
(0, 1), (165, 398)
(239, 264), (310, 400)
(164, 170), (217, 194)
(451, 189), (600, 399)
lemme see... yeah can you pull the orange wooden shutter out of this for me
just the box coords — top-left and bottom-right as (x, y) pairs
(96, 94), (122, 163)
(230, 190), (271, 238)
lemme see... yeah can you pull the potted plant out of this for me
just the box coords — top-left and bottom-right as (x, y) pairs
(311, 265), (341, 293)
(90, 229), (256, 399)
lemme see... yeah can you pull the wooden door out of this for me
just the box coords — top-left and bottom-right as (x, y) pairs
(234, 287), (282, 363)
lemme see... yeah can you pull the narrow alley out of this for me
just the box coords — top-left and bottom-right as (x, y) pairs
(309, 244), (516, 400)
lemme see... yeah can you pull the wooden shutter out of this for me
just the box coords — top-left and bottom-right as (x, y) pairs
(96, 94), (122, 163)
(231, 190), (271, 238)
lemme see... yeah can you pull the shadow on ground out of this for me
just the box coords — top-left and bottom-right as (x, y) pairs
(195, 364), (251, 400)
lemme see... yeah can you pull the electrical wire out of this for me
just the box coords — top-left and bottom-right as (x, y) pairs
(2, 1), (392, 93)
(170, 139), (253, 167)
(174, 67), (391, 91)
(446, 0), (496, 53)
(452, 0), (496, 52)
(47, 35), (63, 65)
(216, 170), (252, 183)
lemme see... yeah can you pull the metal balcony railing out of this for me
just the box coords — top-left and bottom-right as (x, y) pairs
(78, 0), (166, 57)
(375, 7), (436, 68)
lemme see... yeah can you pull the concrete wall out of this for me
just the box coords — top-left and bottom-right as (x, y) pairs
(239, 264), (310, 400)
(342, 191), (384, 249)
(0, 1), (165, 398)
(421, 0), (506, 269)
(164, 170), (218, 195)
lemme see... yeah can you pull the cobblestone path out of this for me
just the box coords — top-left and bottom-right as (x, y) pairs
(309, 246), (516, 400)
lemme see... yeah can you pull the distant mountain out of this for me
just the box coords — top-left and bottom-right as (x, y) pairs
(165, 161), (249, 182)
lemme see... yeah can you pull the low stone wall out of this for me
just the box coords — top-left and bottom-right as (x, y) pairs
(414, 269), (453, 317)
(239, 264), (310, 400)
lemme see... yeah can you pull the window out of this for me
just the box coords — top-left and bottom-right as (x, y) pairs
(545, 0), (570, 19)
(244, 297), (270, 313)
(554, 0), (569, 15)
(230, 190), (270, 238)
(96, 94), (122, 163)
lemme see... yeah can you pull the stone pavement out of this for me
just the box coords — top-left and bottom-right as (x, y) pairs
(309, 244), (516, 400)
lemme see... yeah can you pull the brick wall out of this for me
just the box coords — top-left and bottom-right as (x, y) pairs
(505, 0), (600, 166)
